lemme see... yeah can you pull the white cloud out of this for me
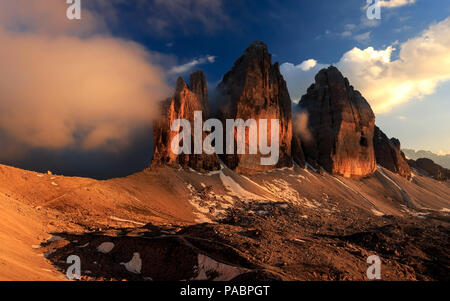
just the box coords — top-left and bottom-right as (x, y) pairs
(354, 31), (372, 42)
(281, 17), (450, 114)
(168, 55), (217, 75)
(437, 150), (450, 156)
(298, 59), (318, 71)
(378, 0), (416, 8)
(360, 16), (381, 28)
(280, 61), (327, 103)
(341, 31), (352, 38)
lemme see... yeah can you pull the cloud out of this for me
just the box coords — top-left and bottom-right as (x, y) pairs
(341, 31), (353, 38)
(354, 31), (372, 42)
(345, 24), (357, 31)
(378, 0), (416, 8)
(297, 59), (318, 71)
(437, 150), (450, 156)
(281, 17), (450, 114)
(0, 0), (104, 36)
(362, 0), (415, 10)
(0, 0), (171, 157)
(293, 111), (313, 144)
(168, 55), (217, 75)
(145, 0), (230, 36)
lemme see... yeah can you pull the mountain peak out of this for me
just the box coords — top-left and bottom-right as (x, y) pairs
(295, 66), (377, 177)
(175, 77), (188, 93)
(247, 40), (268, 50)
(189, 70), (209, 116)
(216, 41), (293, 173)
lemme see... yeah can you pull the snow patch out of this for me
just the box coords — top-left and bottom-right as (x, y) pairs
(377, 167), (402, 190)
(109, 216), (146, 226)
(371, 209), (385, 216)
(206, 170), (221, 176)
(193, 254), (244, 281)
(120, 252), (142, 274)
(305, 163), (318, 173)
(97, 242), (115, 254)
(219, 171), (261, 201)
(46, 236), (64, 243)
(263, 179), (301, 204)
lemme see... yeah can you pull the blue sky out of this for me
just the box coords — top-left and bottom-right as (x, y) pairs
(91, 1), (448, 78)
(87, 0), (450, 153)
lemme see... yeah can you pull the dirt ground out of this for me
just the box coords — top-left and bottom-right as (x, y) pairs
(0, 164), (448, 281)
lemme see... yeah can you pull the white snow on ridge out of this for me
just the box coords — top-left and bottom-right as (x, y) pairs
(377, 167), (402, 190)
(109, 216), (146, 226)
(371, 209), (385, 217)
(193, 254), (245, 281)
(46, 235), (64, 243)
(219, 171), (261, 201)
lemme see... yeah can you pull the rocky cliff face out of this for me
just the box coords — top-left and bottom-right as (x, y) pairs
(152, 74), (220, 172)
(373, 126), (412, 179)
(291, 135), (306, 168)
(215, 41), (293, 174)
(189, 70), (209, 117)
(296, 66), (377, 178)
(408, 158), (449, 181)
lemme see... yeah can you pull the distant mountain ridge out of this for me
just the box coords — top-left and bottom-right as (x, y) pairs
(403, 149), (450, 169)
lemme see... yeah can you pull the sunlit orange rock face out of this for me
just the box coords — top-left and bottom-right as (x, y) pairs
(152, 74), (220, 172)
(216, 41), (293, 174)
(297, 66), (377, 178)
(373, 126), (412, 179)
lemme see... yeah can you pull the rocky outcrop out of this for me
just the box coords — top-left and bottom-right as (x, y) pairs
(189, 70), (209, 117)
(373, 126), (412, 179)
(408, 158), (449, 181)
(215, 41), (293, 174)
(291, 136), (305, 168)
(152, 74), (220, 172)
(296, 66), (377, 178)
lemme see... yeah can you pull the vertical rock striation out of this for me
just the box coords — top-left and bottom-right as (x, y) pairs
(296, 66), (377, 178)
(152, 73), (220, 172)
(373, 126), (412, 179)
(215, 41), (293, 174)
